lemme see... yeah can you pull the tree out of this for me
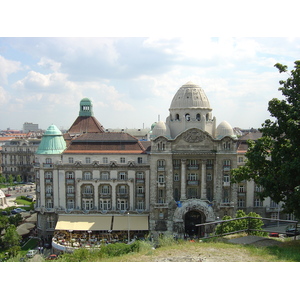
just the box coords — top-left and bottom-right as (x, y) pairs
(2, 225), (22, 249)
(215, 211), (265, 236)
(231, 60), (300, 218)
(16, 175), (22, 184)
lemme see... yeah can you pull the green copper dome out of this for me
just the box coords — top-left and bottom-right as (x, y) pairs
(36, 124), (66, 154)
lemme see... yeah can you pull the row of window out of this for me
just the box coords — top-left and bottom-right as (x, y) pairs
(67, 157), (144, 164)
(42, 199), (145, 211)
(43, 171), (145, 181)
(44, 184), (143, 195)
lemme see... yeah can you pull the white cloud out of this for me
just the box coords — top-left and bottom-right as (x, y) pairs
(38, 57), (61, 72)
(0, 55), (22, 84)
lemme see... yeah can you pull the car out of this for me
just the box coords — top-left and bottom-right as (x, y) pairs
(5, 194), (11, 197)
(47, 254), (58, 260)
(286, 225), (300, 237)
(26, 249), (38, 258)
(11, 208), (26, 214)
(1, 211), (8, 215)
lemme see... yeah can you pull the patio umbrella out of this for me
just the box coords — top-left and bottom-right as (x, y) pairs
(25, 213), (37, 223)
(16, 223), (35, 235)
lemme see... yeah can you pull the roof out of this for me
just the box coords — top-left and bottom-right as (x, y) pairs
(68, 116), (105, 135)
(170, 81), (211, 110)
(36, 125), (66, 155)
(64, 132), (147, 154)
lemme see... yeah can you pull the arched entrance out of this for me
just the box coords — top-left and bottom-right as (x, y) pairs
(184, 210), (204, 237)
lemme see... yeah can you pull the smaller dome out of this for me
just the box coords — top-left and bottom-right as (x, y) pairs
(151, 121), (170, 139)
(216, 121), (236, 139)
(36, 124), (66, 154)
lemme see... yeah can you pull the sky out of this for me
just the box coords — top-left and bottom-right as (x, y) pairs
(0, 2), (300, 133)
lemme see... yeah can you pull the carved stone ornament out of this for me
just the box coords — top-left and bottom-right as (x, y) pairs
(173, 199), (215, 223)
(183, 130), (205, 143)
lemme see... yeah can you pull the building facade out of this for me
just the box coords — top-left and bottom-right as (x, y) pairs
(1, 138), (41, 182)
(34, 82), (291, 245)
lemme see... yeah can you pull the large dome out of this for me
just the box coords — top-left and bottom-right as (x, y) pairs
(170, 81), (211, 110)
(36, 124), (67, 154)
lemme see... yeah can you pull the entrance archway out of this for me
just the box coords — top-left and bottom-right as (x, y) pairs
(184, 210), (204, 237)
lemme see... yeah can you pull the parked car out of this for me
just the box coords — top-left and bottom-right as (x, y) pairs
(1, 211), (8, 215)
(286, 225), (300, 237)
(47, 254), (58, 260)
(5, 194), (11, 197)
(11, 208), (26, 214)
(26, 249), (38, 258)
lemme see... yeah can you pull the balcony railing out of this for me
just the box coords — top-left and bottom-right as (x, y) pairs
(187, 180), (199, 185)
(43, 163), (53, 168)
(187, 165), (199, 170)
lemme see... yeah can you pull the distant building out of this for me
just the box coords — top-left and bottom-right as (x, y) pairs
(23, 122), (39, 133)
(1, 138), (41, 182)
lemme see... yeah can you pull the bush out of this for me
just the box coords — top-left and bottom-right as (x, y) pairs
(215, 211), (266, 236)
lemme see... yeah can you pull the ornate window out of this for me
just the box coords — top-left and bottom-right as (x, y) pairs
(83, 172), (92, 180)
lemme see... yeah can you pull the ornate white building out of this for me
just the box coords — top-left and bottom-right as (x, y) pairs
(34, 82), (287, 245)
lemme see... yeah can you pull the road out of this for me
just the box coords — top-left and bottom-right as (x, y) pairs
(1, 184), (36, 209)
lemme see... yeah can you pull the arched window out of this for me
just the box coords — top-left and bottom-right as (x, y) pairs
(196, 113), (201, 121)
(175, 114), (180, 121)
(185, 113), (190, 121)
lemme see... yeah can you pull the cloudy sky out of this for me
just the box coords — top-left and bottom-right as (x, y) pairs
(1, 3), (299, 132)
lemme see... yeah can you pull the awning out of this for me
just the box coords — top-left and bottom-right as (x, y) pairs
(55, 215), (112, 231)
(112, 215), (149, 230)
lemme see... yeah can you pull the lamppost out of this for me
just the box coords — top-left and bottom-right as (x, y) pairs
(127, 212), (130, 244)
(68, 229), (73, 248)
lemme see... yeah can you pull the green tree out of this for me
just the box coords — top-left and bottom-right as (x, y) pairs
(8, 174), (14, 186)
(16, 175), (22, 184)
(215, 211), (265, 236)
(231, 61), (300, 218)
(0, 174), (6, 185)
(2, 225), (22, 249)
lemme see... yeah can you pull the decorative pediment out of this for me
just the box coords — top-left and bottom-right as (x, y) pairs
(182, 129), (206, 143)
(110, 160), (117, 167)
(127, 160), (135, 167)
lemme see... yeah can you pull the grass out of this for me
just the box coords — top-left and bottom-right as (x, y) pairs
(53, 236), (300, 262)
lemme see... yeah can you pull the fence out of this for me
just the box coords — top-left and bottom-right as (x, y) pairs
(196, 216), (299, 240)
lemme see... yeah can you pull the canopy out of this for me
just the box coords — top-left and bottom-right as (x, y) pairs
(16, 223), (35, 235)
(112, 215), (149, 230)
(55, 215), (112, 231)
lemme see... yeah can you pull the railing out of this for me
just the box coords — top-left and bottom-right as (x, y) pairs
(196, 217), (299, 240)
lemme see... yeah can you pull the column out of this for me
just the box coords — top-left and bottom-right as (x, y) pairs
(201, 160), (207, 199)
(180, 159), (187, 200)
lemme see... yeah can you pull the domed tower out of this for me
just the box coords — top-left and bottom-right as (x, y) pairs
(150, 121), (171, 139)
(216, 121), (236, 139)
(67, 98), (105, 136)
(36, 124), (66, 155)
(166, 81), (216, 139)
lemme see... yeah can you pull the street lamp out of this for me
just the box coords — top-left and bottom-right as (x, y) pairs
(127, 212), (130, 244)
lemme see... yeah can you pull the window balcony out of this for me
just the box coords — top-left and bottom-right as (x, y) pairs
(136, 178), (145, 183)
(187, 165), (199, 170)
(117, 193), (129, 198)
(66, 193), (75, 197)
(223, 182), (230, 187)
(187, 180), (199, 185)
(43, 163), (53, 168)
(82, 193), (94, 198)
(219, 201), (234, 208)
(45, 193), (53, 198)
(45, 178), (53, 183)
(66, 178), (75, 184)
(157, 166), (165, 171)
(136, 193), (145, 198)
(223, 166), (231, 171)
(99, 193), (111, 198)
